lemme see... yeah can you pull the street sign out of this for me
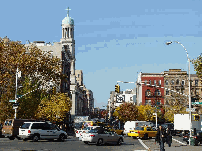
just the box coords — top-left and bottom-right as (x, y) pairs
(192, 102), (202, 105)
(116, 94), (125, 103)
(13, 106), (18, 109)
(13, 103), (20, 106)
(186, 108), (196, 112)
(9, 100), (16, 102)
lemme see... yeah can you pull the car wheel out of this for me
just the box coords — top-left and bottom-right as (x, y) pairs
(9, 136), (15, 140)
(117, 138), (123, 145)
(58, 134), (65, 142)
(143, 134), (148, 140)
(96, 138), (103, 146)
(84, 141), (88, 144)
(23, 138), (27, 141)
(132, 136), (136, 139)
(33, 135), (39, 142)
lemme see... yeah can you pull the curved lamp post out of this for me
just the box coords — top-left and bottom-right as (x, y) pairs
(166, 41), (192, 145)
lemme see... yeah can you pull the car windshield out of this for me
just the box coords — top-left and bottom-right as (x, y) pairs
(21, 123), (31, 129)
(135, 127), (144, 130)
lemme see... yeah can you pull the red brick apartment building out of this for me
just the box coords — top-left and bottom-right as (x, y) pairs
(136, 72), (164, 106)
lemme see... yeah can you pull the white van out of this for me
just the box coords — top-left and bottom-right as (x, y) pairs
(123, 121), (153, 136)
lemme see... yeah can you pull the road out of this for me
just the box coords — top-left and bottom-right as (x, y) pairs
(0, 136), (145, 151)
(0, 135), (201, 151)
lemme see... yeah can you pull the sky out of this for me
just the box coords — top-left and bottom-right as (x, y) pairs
(1, 0), (202, 109)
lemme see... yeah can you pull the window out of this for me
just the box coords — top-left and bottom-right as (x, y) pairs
(154, 80), (156, 86)
(165, 80), (168, 85)
(135, 127), (144, 130)
(155, 89), (161, 96)
(21, 123), (31, 129)
(176, 79), (179, 85)
(145, 89), (151, 96)
(149, 80), (151, 85)
(145, 100), (151, 105)
(166, 90), (169, 95)
(182, 80), (185, 86)
(171, 79), (175, 85)
(144, 80), (147, 85)
(31, 123), (43, 129)
(195, 80), (198, 86)
(159, 80), (161, 85)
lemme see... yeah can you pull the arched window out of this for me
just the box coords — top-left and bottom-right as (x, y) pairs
(176, 79), (179, 85)
(165, 79), (168, 85)
(171, 79), (175, 85)
(145, 89), (151, 96)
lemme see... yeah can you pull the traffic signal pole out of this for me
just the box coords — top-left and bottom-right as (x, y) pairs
(14, 67), (18, 119)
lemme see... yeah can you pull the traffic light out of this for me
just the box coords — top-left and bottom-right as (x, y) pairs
(52, 87), (56, 94)
(115, 84), (120, 93)
(194, 114), (200, 121)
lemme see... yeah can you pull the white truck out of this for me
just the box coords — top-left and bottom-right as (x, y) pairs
(174, 114), (202, 136)
(123, 121), (153, 136)
(73, 116), (90, 131)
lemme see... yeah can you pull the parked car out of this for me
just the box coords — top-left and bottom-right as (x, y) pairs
(18, 121), (67, 142)
(2, 119), (36, 140)
(82, 128), (124, 146)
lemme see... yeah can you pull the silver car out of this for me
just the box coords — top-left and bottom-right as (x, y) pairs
(82, 128), (124, 146)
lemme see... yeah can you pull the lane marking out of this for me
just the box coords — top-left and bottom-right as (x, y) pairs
(138, 138), (149, 150)
(172, 138), (187, 146)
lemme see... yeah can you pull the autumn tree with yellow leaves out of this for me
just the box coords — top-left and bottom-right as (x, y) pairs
(0, 37), (68, 122)
(113, 102), (138, 122)
(35, 93), (71, 122)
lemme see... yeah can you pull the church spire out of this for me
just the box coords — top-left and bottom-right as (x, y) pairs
(65, 7), (71, 17)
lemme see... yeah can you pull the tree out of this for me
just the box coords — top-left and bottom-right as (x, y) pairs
(137, 105), (156, 121)
(193, 53), (202, 80)
(114, 102), (138, 122)
(35, 93), (71, 122)
(163, 100), (188, 122)
(0, 37), (65, 122)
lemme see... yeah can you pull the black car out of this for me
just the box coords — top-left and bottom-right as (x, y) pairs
(161, 123), (175, 135)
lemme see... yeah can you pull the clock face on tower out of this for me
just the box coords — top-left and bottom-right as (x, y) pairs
(116, 95), (125, 103)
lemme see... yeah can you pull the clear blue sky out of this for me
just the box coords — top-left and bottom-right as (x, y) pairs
(1, 0), (202, 108)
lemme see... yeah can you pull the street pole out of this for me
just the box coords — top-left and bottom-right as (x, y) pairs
(188, 58), (192, 145)
(15, 67), (18, 119)
(166, 41), (192, 145)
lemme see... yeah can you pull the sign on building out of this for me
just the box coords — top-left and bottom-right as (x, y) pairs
(116, 94), (125, 103)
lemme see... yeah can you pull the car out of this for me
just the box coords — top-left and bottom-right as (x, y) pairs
(82, 128), (124, 146)
(76, 126), (100, 140)
(161, 123), (175, 135)
(2, 119), (36, 140)
(18, 121), (67, 142)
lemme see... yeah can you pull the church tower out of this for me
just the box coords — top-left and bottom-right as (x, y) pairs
(61, 7), (76, 78)
(61, 7), (77, 116)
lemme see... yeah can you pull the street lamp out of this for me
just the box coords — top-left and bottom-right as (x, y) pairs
(166, 41), (192, 145)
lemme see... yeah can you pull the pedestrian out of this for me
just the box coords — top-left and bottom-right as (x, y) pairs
(166, 127), (172, 147)
(155, 125), (167, 151)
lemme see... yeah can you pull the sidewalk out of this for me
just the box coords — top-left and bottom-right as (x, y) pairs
(142, 138), (201, 151)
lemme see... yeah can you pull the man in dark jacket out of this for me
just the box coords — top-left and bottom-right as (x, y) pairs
(155, 125), (167, 151)
(166, 127), (172, 147)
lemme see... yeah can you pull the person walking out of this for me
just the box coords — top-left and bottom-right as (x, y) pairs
(166, 127), (172, 147)
(155, 125), (167, 151)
